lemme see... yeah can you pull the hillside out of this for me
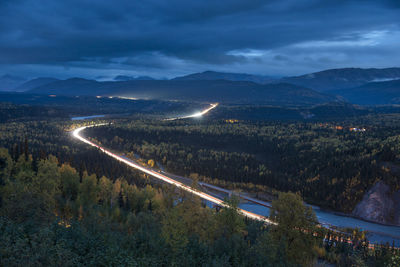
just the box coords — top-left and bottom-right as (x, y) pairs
(30, 78), (102, 95)
(14, 77), (59, 92)
(211, 103), (369, 121)
(0, 74), (27, 91)
(171, 68), (400, 93)
(282, 67), (400, 91)
(332, 79), (400, 105)
(28, 78), (339, 105)
(173, 70), (274, 84)
(114, 75), (155, 81)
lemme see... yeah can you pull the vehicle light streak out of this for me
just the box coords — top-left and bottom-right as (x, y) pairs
(71, 105), (396, 248)
(165, 103), (218, 121)
(72, 124), (275, 224)
(72, 124), (396, 248)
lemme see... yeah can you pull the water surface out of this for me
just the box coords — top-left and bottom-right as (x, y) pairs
(239, 202), (400, 246)
(71, 114), (105, 120)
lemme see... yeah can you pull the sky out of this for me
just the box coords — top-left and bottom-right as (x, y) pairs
(0, 0), (399, 80)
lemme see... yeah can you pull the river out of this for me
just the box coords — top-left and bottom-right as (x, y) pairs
(239, 202), (400, 246)
(71, 114), (105, 120)
(72, 111), (400, 246)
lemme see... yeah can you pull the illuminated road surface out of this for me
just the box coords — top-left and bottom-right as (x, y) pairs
(72, 125), (400, 247)
(165, 103), (218, 120)
(73, 124), (275, 224)
(71, 105), (400, 246)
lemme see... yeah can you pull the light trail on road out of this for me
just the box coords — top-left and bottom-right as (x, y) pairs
(72, 126), (378, 247)
(165, 103), (218, 121)
(72, 123), (399, 249)
(71, 104), (398, 248)
(72, 123), (275, 224)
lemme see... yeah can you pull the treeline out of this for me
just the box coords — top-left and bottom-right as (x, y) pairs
(1, 149), (398, 266)
(86, 115), (400, 213)
(210, 103), (372, 121)
(0, 120), (154, 187)
(0, 102), (67, 123)
(0, 95), (207, 122)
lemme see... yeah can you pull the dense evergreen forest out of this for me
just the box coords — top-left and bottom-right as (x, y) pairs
(1, 100), (400, 265)
(86, 115), (400, 213)
(0, 95), (208, 123)
(1, 148), (399, 266)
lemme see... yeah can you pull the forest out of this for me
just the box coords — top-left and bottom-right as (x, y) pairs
(2, 0), (400, 264)
(1, 147), (398, 266)
(85, 115), (400, 213)
(1, 101), (400, 265)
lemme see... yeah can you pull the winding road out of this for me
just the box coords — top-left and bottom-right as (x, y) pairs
(72, 122), (275, 225)
(71, 103), (400, 246)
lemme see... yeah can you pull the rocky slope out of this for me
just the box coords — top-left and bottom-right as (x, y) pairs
(352, 181), (400, 225)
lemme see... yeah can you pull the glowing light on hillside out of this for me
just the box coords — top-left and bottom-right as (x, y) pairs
(166, 103), (218, 121)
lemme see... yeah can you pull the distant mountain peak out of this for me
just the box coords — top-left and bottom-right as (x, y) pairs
(172, 70), (275, 84)
(15, 77), (59, 92)
(67, 77), (94, 82)
(200, 70), (227, 75)
(27, 78), (339, 105)
(114, 75), (154, 81)
(282, 67), (400, 91)
(0, 74), (28, 91)
(0, 74), (25, 80)
(331, 78), (400, 105)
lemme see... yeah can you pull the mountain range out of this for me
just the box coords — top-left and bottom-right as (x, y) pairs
(113, 75), (155, 81)
(14, 77), (60, 92)
(280, 68), (400, 91)
(173, 70), (274, 84)
(2, 67), (400, 106)
(28, 79), (338, 105)
(0, 75), (27, 91)
(331, 79), (400, 105)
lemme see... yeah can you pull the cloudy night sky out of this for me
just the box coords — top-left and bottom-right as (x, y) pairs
(0, 0), (399, 79)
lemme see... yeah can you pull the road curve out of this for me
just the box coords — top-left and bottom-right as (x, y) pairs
(72, 124), (276, 225)
(72, 125), (374, 247)
(71, 106), (400, 248)
(165, 103), (219, 120)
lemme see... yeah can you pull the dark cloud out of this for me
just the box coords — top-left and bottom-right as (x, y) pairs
(0, 0), (399, 78)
